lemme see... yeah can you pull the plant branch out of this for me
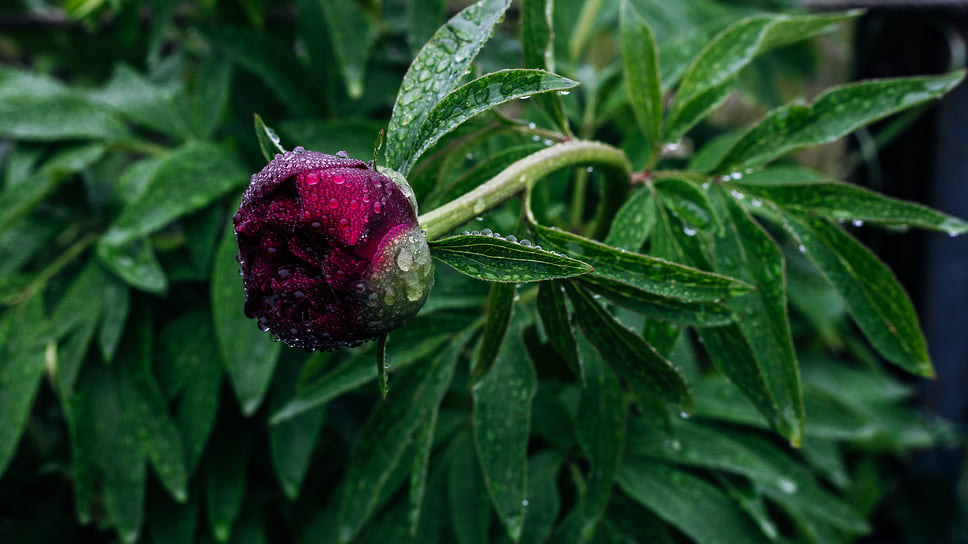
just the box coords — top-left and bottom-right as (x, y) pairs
(418, 140), (631, 240)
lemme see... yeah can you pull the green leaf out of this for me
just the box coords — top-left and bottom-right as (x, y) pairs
(212, 224), (281, 415)
(617, 460), (768, 544)
(408, 402), (439, 535)
(337, 337), (462, 543)
(604, 186), (656, 251)
(270, 314), (471, 423)
(472, 327), (538, 542)
(449, 433), (492, 544)
(519, 450), (564, 544)
(0, 87), (128, 141)
(430, 234), (593, 283)
(537, 280), (582, 381)
(707, 186), (803, 444)
(564, 282), (691, 411)
(268, 362), (327, 500)
(90, 63), (193, 141)
(532, 223), (751, 301)
(577, 274), (735, 326)
(407, 70), (579, 172)
(472, 282), (516, 384)
(189, 55), (233, 140)
(205, 425), (249, 543)
(48, 260), (109, 394)
(253, 114), (286, 162)
(654, 176), (715, 229)
(737, 181), (968, 234)
(117, 313), (189, 503)
(621, 0), (663, 154)
(572, 335), (626, 541)
(101, 141), (248, 248)
(0, 297), (46, 478)
(715, 71), (965, 172)
(98, 274), (130, 362)
(407, 0), (447, 55)
(779, 211), (932, 375)
(96, 238), (168, 293)
(376, 335), (389, 400)
(522, 0), (570, 132)
(386, 0), (512, 173)
(318, 0), (378, 99)
(173, 321), (223, 472)
(664, 76), (736, 141)
(668, 11), (860, 141)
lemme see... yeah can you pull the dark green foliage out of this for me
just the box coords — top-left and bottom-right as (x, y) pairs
(0, 1), (964, 543)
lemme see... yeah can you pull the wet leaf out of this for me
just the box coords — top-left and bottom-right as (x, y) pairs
(622, 0), (663, 155)
(449, 433), (492, 544)
(430, 234), (593, 283)
(337, 337), (462, 543)
(253, 114), (286, 162)
(212, 223), (281, 415)
(522, 0), (570, 132)
(564, 282), (691, 411)
(386, 0), (512, 174)
(715, 71), (965, 172)
(533, 224), (751, 301)
(472, 282), (516, 383)
(0, 297), (46, 478)
(205, 425), (249, 543)
(779, 211), (932, 376)
(537, 280), (582, 381)
(268, 362), (326, 500)
(604, 186), (656, 251)
(519, 450), (564, 544)
(318, 0), (379, 99)
(737, 181), (968, 234)
(408, 403), (439, 535)
(96, 238), (168, 293)
(577, 274), (735, 326)
(0, 81), (128, 140)
(472, 327), (537, 542)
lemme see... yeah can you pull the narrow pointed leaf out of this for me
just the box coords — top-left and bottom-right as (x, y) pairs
(449, 433), (492, 544)
(621, 0), (662, 152)
(533, 223), (752, 301)
(522, 0), (570, 131)
(665, 76), (736, 141)
(577, 274), (735, 326)
(779, 211), (932, 375)
(205, 426), (248, 543)
(212, 224), (281, 415)
(737, 181), (968, 234)
(337, 338), (462, 543)
(97, 238), (168, 293)
(98, 274), (130, 362)
(472, 282), (516, 382)
(409, 70), (579, 170)
(708, 186), (803, 444)
(318, 0), (378, 99)
(408, 404), (440, 535)
(430, 234), (592, 283)
(386, 0), (513, 174)
(519, 450), (564, 544)
(537, 280), (582, 381)
(670, 12), (860, 140)
(617, 460), (768, 544)
(472, 327), (537, 542)
(715, 72), (965, 172)
(0, 297), (46, 477)
(101, 142), (248, 247)
(605, 186), (656, 251)
(564, 282), (691, 410)
(253, 114), (286, 161)
(268, 362), (326, 500)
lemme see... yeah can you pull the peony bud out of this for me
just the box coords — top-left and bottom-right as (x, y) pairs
(233, 147), (434, 351)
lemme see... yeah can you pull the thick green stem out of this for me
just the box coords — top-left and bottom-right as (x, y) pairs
(418, 140), (631, 240)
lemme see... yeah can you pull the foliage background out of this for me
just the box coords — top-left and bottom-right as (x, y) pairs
(0, 0), (967, 542)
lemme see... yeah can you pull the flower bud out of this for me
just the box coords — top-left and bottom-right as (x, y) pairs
(233, 147), (434, 351)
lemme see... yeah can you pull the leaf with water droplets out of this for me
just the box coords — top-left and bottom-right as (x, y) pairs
(605, 186), (656, 251)
(577, 274), (736, 327)
(621, 0), (662, 155)
(212, 223), (281, 416)
(101, 141), (248, 248)
(430, 233), (593, 283)
(522, 0), (570, 132)
(96, 237), (168, 293)
(0, 297), (46, 479)
(537, 280), (582, 382)
(472, 282), (516, 385)
(518, 450), (564, 544)
(667, 11), (860, 141)
(406, 69), (579, 172)
(472, 326), (537, 542)
(448, 432), (492, 544)
(318, 0), (378, 99)
(617, 459), (766, 544)
(254, 113), (286, 161)
(532, 223), (752, 301)
(707, 186), (803, 445)
(564, 282), (691, 411)
(386, 0), (512, 173)
(779, 210), (933, 376)
(736, 181), (968, 234)
(338, 336), (462, 543)
(268, 359), (326, 500)
(715, 71), (965, 172)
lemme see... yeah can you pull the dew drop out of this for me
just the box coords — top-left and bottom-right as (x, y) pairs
(679, 411), (691, 419)
(778, 479), (798, 494)
(336, 150), (349, 158)
(339, 218), (349, 230)
(797, 244), (806, 253)
(349, 199), (359, 210)
(730, 189), (745, 200)
(527, 122), (537, 129)
(482, 228), (493, 236)
(328, 198), (339, 209)
(852, 219), (864, 227)
(373, 202), (382, 214)
(303, 172), (319, 185)
(751, 199), (763, 207)
(520, 239), (532, 247)
(332, 174), (345, 185)
(505, 235), (517, 243)
(683, 226), (697, 237)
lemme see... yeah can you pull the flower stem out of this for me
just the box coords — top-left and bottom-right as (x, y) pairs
(418, 140), (631, 240)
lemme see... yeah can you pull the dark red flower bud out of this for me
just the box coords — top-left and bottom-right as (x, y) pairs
(233, 147), (434, 351)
